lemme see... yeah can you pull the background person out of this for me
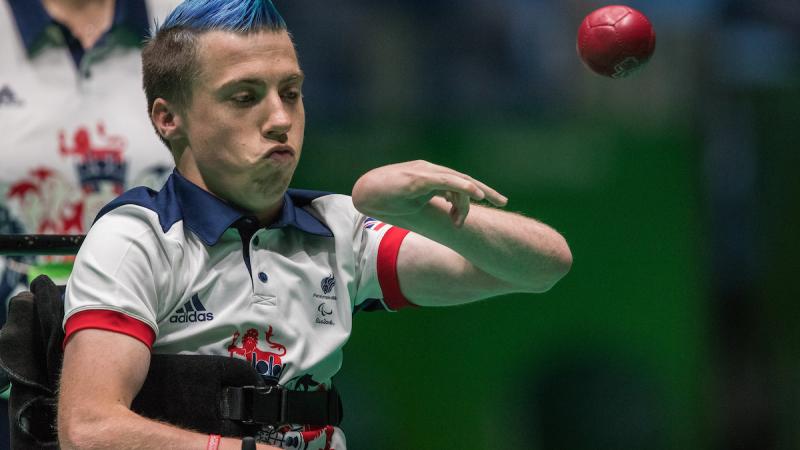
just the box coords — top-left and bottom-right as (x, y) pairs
(0, 0), (180, 446)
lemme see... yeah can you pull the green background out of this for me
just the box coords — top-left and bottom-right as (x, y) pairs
(292, 115), (710, 448)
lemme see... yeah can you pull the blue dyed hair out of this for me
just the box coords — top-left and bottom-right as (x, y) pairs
(159, 0), (286, 33)
(142, 0), (289, 151)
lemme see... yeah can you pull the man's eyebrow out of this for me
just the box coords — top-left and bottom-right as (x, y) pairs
(219, 73), (305, 90)
(217, 78), (264, 91)
(282, 72), (305, 84)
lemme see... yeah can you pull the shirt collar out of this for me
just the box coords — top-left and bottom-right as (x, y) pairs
(171, 170), (333, 246)
(7, 0), (150, 54)
(109, 0), (151, 45)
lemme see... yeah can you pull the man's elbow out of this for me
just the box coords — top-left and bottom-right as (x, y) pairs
(58, 405), (115, 449)
(548, 246), (573, 289)
(525, 241), (573, 293)
(59, 413), (93, 450)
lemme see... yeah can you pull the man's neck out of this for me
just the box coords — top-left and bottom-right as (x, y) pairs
(254, 201), (284, 228)
(41, 0), (116, 50)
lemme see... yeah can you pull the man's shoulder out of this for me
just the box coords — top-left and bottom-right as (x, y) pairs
(289, 191), (381, 244)
(93, 184), (182, 236)
(287, 188), (341, 205)
(290, 190), (351, 209)
(83, 186), (187, 265)
(291, 191), (359, 221)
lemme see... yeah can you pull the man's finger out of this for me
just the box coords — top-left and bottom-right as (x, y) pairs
(421, 173), (486, 201)
(471, 178), (507, 207)
(430, 165), (508, 207)
(455, 174), (507, 207)
(450, 191), (471, 227)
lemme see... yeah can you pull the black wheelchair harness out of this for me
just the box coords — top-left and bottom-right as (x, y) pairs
(0, 275), (343, 449)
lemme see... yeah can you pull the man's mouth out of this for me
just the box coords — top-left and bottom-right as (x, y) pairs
(265, 145), (296, 161)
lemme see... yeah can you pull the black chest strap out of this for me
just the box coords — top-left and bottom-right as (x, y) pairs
(221, 385), (342, 427)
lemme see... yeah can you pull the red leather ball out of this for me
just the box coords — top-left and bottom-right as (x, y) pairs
(577, 5), (656, 78)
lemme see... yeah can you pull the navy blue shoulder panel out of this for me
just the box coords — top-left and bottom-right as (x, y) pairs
(93, 183), (183, 235)
(286, 188), (335, 207)
(94, 184), (336, 240)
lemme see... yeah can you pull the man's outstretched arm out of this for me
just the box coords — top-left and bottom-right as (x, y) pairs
(352, 160), (572, 306)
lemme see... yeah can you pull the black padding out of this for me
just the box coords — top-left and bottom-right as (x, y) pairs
(0, 276), (65, 449)
(0, 276), (65, 394)
(132, 354), (266, 436)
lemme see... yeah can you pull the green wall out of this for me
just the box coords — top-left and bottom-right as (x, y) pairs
(292, 116), (711, 449)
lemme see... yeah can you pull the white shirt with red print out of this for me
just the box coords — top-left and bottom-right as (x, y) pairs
(63, 170), (413, 449)
(0, 0), (180, 293)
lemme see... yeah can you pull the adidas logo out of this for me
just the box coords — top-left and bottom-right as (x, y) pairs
(169, 294), (214, 323)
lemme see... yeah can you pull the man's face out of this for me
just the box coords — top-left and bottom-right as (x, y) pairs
(178, 30), (305, 216)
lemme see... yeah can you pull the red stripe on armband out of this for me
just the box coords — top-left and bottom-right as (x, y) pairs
(64, 310), (156, 349)
(376, 226), (416, 310)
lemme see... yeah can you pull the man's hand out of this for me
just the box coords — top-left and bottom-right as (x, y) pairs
(352, 160), (508, 227)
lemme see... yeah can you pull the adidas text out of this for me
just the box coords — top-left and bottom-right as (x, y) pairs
(170, 311), (214, 323)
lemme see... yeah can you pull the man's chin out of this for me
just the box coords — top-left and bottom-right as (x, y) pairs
(243, 178), (290, 207)
(254, 169), (293, 192)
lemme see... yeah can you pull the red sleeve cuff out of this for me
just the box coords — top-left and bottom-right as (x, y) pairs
(376, 226), (416, 310)
(64, 310), (156, 349)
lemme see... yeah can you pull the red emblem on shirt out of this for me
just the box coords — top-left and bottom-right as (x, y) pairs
(228, 326), (287, 382)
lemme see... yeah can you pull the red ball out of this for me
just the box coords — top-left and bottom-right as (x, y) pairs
(577, 5), (656, 78)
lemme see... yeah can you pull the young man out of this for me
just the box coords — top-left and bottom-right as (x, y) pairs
(57, 1), (572, 449)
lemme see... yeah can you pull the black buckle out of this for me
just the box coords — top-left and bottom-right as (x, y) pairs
(240, 385), (287, 425)
(223, 384), (343, 427)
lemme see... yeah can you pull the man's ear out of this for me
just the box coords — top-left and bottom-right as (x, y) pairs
(151, 98), (186, 142)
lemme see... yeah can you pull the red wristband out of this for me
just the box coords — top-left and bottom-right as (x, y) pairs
(207, 434), (221, 450)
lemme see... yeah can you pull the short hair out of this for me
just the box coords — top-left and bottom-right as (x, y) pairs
(142, 0), (287, 149)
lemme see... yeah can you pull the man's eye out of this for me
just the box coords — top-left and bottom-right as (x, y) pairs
(231, 93), (256, 104)
(282, 90), (302, 102)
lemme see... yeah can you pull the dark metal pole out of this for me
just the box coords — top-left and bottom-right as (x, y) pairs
(0, 235), (84, 256)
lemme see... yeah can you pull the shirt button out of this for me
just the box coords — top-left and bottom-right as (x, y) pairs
(253, 236), (260, 246)
(258, 272), (269, 283)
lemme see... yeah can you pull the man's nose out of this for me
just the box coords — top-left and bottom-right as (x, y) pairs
(262, 94), (291, 142)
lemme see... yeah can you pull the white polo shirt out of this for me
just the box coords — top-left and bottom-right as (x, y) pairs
(64, 170), (413, 449)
